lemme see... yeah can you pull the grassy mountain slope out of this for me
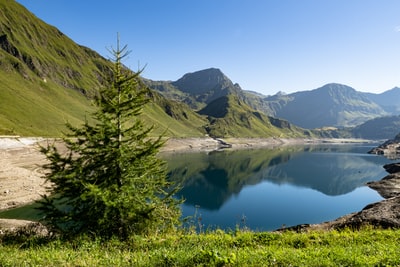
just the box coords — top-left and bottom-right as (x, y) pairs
(0, 0), (207, 137)
(5, 1), (390, 139)
(198, 94), (308, 138)
(150, 68), (244, 111)
(0, 71), (94, 136)
(143, 91), (207, 137)
(0, 0), (111, 136)
(0, 0), (112, 95)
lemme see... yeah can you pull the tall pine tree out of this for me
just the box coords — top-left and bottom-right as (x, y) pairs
(38, 39), (181, 239)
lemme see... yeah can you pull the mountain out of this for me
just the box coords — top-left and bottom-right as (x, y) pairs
(2, 1), (309, 139)
(364, 87), (400, 115)
(0, 0), (210, 137)
(153, 70), (392, 131)
(148, 68), (244, 110)
(197, 94), (309, 138)
(149, 69), (316, 138)
(5, 1), (395, 139)
(172, 68), (242, 103)
(0, 0), (112, 135)
(263, 83), (388, 129)
(351, 115), (400, 140)
(144, 91), (208, 137)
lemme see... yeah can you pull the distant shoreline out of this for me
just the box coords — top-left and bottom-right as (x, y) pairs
(0, 136), (377, 151)
(160, 137), (378, 153)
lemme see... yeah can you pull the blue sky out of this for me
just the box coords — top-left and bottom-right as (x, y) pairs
(15, 0), (400, 95)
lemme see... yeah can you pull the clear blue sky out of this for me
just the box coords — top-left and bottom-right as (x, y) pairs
(15, 0), (400, 95)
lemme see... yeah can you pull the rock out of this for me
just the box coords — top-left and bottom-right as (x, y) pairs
(290, 144), (400, 231)
(383, 162), (400, 174)
(367, 173), (400, 199)
(368, 139), (400, 159)
(335, 197), (400, 229)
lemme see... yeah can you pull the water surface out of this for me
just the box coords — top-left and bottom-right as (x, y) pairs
(162, 143), (393, 231)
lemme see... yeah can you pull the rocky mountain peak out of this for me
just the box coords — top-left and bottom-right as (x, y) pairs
(172, 68), (234, 94)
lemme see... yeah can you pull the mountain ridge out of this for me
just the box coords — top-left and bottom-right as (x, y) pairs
(268, 83), (387, 128)
(1, 0), (308, 139)
(2, 0), (399, 140)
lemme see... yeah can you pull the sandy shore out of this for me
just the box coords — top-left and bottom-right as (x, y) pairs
(0, 136), (376, 230)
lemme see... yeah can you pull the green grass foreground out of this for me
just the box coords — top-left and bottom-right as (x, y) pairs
(1, 227), (400, 266)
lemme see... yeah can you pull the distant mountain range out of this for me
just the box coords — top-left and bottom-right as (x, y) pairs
(1, 0), (399, 140)
(262, 83), (389, 129)
(364, 87), (400, 114)
(0, 1), (306, 139)
(150, 68), (400, 138)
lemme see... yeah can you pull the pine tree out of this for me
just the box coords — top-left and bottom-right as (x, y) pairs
(37, 39), (181, 239)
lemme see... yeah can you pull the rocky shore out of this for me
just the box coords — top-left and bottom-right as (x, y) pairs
(294, 142), (400, 231)
(1, 136), (400, 232)
(368, 133), (400, 159)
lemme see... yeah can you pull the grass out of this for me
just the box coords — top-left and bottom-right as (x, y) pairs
(199, 94), (307, 138)
(0, 226), (399, 266)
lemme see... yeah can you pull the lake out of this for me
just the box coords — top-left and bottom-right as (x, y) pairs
(0, 143), (393, 232)
(162, 143), (393, 231)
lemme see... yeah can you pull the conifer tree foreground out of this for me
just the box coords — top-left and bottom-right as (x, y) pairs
(37, 40), (181, 239)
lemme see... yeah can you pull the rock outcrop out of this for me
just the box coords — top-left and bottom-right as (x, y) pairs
(330, 161), (400, 229)
(368, 134), (400, 159)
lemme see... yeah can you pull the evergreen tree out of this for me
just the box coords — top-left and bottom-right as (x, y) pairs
(37, 39), (181, 239)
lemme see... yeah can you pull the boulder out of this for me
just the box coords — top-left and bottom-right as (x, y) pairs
(367, 173), (400, 199)
(368, 139), (400, 159)
(383, 162), (400, 174)
(334, 197), (400, 229)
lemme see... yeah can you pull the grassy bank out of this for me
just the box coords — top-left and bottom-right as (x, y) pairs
(1, 227), (399, 266)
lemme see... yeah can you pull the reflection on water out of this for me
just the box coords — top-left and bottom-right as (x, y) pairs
(162, 144), (393, 230)
(0, 144), (394, 231)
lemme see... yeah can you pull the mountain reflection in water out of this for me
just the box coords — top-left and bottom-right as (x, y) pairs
(162, 144), (392, 230)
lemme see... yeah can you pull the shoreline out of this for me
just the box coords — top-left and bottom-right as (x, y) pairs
(160, 137), (376, 153)
(0, 136), (392, 231)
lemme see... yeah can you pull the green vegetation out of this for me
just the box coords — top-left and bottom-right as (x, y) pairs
(2, 1), (355, 139)
(0, 1), (207, 138)
(199, 94), (306, 138)
(36, 42), (181, 239)
(0, 0), (110, 136)
(143, 91), (208, 137)
(0, 227), (399, 266)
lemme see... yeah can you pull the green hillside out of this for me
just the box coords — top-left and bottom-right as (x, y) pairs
(143, 91), (207, 137)
(0, 0), (347, 139)
(0, 0), (207, 137)
(0, 0), (111, 136)
(198, 94), (307, 138)
(0, 71), (94, 136)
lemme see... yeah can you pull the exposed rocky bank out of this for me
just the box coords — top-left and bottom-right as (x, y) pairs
(368, 133), (400, 159)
